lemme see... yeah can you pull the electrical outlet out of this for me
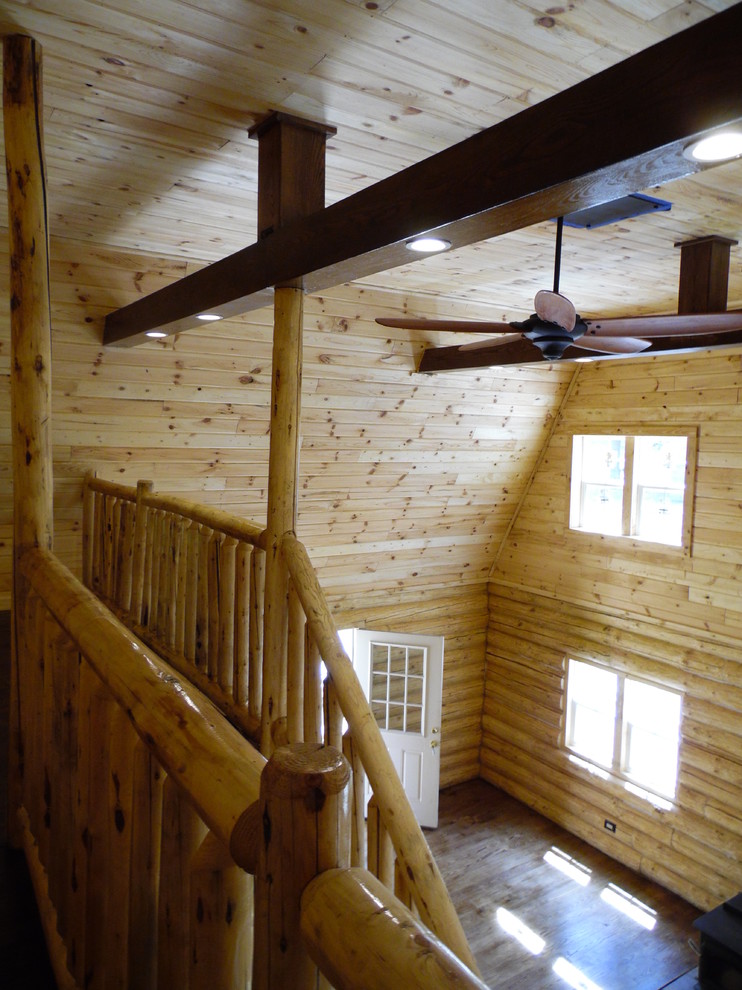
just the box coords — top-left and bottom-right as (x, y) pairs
(604, 819), (617, 833)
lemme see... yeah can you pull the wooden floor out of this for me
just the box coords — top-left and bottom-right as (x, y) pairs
(428, 779), (702, 990)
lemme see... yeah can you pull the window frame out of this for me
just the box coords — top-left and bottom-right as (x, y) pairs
(567, 427), (697, 555)
(564, 657), (683, 802)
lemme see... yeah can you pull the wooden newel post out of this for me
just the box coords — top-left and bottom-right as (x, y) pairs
(4, 33), (54, 845)
(253, 743), (350, 990)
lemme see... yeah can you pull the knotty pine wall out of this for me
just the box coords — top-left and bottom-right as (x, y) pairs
(0, 234), (573, 788)
(484, 350), (742, 910)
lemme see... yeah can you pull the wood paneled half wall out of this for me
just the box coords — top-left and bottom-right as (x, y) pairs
(485, 349), (742, 910)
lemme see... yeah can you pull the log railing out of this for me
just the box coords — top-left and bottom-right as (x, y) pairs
(15, 545), (265, 988)
(81, 474), (479, 975)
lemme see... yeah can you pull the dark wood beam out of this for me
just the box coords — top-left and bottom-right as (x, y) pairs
(104, 5), (742, 346)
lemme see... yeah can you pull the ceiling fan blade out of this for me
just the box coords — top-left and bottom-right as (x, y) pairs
(376, 317), (514, 334)
(574, 335), (652, 354)
(458, 333), (525, 351)
(583, 311), (742, 339)
(534, 290), (576, 332)
(418, 337), (542, 373)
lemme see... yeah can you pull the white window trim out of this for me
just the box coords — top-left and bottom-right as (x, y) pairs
(563, 657), (683, 805)
(567, 427), (697, 555)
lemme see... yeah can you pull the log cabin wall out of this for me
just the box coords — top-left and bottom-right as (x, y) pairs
(0, 234), (573, 789)
(484, 351), (742, 911)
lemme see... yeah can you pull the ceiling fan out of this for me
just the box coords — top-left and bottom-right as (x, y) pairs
(376, 224), (742, 373)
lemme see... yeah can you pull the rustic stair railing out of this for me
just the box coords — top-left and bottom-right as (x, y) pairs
(81, 474), (479, 976)
(14, 543), (488, 989)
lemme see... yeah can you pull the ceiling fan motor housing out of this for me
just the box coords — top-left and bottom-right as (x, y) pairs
(514, 314), (588, 359)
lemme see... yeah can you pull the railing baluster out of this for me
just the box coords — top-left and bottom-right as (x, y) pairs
(156, 513), (173, 641)
(106, 704), (136, 989)
(343, 730), (367, 870)
(367, 795), (394, 890)
(82, 476), (95, 588)
(189, 832), (253, 989)
(218, 536), (237, 694)
(248, 546), (265, 724)
(287, 580), (305, 743)
(184, 520), (199, 664)
(104, 495), (116, 600)
(158, 777), (208, 989)
(174, 516), (188, 656)
(131, 480), (154, 625)
(235, 541), (251, 707)
(128, 744), (164, 990)
(304, 632), (323, 745)
(91, 490), (104, 594)
(118, 500), (135, 612)
(149, 510), (163, 632)
(208, 530), (224, 683)
(195, 525), (211, 672)
(323, 675), (343, 751)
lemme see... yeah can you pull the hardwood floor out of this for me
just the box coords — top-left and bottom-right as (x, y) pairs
(428, 779), (702, 990)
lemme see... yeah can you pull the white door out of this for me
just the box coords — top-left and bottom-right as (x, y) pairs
(351, 629), (444, 828)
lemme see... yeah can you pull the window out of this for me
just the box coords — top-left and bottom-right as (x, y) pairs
(565, 658), (682, 799)
(569, 433), (694, 548)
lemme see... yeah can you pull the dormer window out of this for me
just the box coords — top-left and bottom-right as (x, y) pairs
(569, 431), (696, 551)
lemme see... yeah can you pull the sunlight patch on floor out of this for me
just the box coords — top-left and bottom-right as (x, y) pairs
(543, 846), (592, 887)
(495, 906), (546, 955)
(600, 883), (657, 930)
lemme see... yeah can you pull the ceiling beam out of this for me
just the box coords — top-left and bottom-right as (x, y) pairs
(104, 5), (742, 346)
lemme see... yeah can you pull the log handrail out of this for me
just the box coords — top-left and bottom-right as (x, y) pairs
(301, 868), (489, 990)
(282, 532), (478, 974)
(20, 545), (265, 867)
(85, 475), (267, 548)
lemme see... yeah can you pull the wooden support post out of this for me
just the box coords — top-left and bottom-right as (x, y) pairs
(253, 743), (350, 990)
(195, 524), (211, 670)
(255, 112), (334, 757)
(676, 235), (738, 314)
(4, 33), (54, 845)
(261, 283), (302, 754)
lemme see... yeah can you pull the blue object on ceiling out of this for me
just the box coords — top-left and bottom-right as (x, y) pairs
(559, 193), (672, 229)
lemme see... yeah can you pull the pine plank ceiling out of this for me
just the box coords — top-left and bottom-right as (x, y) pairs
(1, 0), (741, 323)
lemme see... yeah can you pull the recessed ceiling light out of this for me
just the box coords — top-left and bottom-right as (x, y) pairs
(197, 313), (222, 321)
(686, 129), (742, 163)
(145, 330), (167, 338)
(405, 236), (451, 253)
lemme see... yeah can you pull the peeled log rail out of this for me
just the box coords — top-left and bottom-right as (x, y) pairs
(20, 545), (265, 867)
(282, 533), (478, 974)
(301, 868), (490, 990)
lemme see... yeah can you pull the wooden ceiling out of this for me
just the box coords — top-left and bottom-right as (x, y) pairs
(1, 0), (741, 324)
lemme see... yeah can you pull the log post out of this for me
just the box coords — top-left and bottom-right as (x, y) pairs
(286, 579), (305, 742)
(253, 112), (335, 757)
(253, 743), (350, 990)
(4, 32), (54, 845)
